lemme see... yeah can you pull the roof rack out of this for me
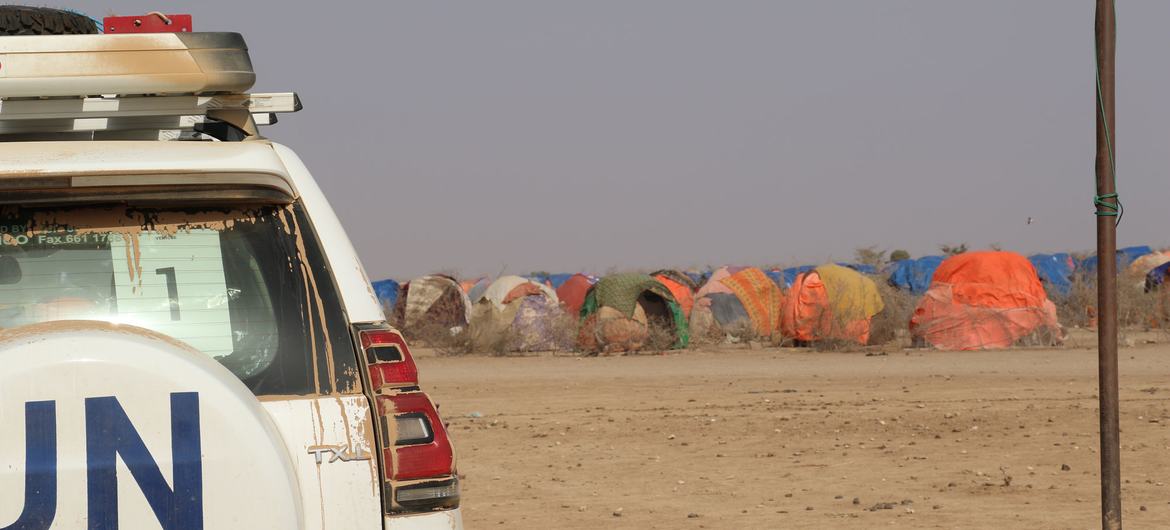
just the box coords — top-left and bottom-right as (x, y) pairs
(0, 32), (298, 141)
(0, 92), (301, 141)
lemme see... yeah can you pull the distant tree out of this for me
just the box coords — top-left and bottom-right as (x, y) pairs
(989, 243), (1003, 251)
(854, 246), (887, 268)
(889, 249), (911, 262)
(939, 243), (969, 256)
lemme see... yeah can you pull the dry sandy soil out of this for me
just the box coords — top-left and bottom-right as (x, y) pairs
(417, 339), (1170, 529)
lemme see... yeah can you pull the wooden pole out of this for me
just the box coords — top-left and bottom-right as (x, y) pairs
(1094, 1), (1121, 528)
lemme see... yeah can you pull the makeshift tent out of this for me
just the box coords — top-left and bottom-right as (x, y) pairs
(652, 269), (698, 318)
(556, 273), (597, 316)
(1028, 253), (1076, 297)
(579, 273), (688, 352)
(1129, 251), (1170, 277)
(1080, 245), (1153, 273)
(683, 269), (711, 286)
(910, 251), (1061, 350)
(887, 256), (944, 295)
(393, 275), (473, 336)
(1148, 261), (1170, 291)
(463, 277), (491, 303)
(546, 273), (574, 289)
(780, 264), (873, 289)
(691, 267), (784, 339)
(781, 264), (884, 344)
(469, 275), (564, 352)
(525, 272), (574, 289)
(476, 275), (557, 308)
(705, 293), (751, 327)
(372, 279), (400, 316)
(694, 266), (745, 299)
(720, 267), (784, 337)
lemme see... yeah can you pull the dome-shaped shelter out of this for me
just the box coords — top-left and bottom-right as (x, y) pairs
(555, 273), (598, 316)
(578, 273), (688, 353)
(910, 251), (1061, 350)
(460, 277), (490, 302)
(781, 264), (884, 345)
(468, 275), (565, 352)
(652, 269), (698, 318)
(690, 267), (784, 340)
(1028, 253), (1076, 297)
(393, 275), (473, 339)
(371, 278), (400, 318)
(1129, 251), (1170, 278)
(886, 256), (944, 295)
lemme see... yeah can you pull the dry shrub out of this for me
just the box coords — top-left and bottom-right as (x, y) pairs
(1055, 274), (1165, 333)
(685, 305), (723, 347)
(411, 321), (470, 354)
(719, 320), (761, 344)
(868, 279), (916, 348)
(547, 310), (582, 353)
(1119, 273), (1163, 330)
(644, 316), (678, 352)
(1054, 276), (1096, 328)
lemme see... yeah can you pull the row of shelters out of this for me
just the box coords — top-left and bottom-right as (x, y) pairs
(372, 246), (1168, 354)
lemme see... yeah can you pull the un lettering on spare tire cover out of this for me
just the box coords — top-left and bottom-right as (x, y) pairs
(0, 321), (302, 529)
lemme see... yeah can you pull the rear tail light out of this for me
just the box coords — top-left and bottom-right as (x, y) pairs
(378, 392), (455, 481)
(360, 328), (419, 390)
(396, 478), (460, 512)
(355, 324), (459, 514)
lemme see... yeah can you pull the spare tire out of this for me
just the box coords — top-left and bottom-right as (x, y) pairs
(0, 321), (303, 529)
(0, 5), (99, 35)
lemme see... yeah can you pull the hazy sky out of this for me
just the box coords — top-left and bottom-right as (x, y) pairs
(69, 1), (1170, 280)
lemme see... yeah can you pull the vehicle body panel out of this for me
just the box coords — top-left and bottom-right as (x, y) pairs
(261, 396), (382, 530)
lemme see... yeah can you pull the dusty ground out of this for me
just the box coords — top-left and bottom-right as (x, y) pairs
(417, 340), (1170, 529)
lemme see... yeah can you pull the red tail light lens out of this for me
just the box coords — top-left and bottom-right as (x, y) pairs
(360, 328), (419, 389)
(377, 392), (454, 481)
(355, 324), (459, 514)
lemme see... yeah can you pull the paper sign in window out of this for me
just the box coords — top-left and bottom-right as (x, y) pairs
(111, 229), (233, 356)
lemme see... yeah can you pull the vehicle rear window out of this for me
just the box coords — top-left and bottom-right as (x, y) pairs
(0, 203), (356, 396)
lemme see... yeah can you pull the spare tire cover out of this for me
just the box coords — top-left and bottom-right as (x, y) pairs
(0, 321), (302, 530)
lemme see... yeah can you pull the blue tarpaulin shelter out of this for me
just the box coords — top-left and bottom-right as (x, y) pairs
(886, 256), (944, 295)
(1147, 261), (1170, 292)
(1029, 253), (1076, 296)
(1080, 245), (1152, 273)
(372, 279), (400, 314)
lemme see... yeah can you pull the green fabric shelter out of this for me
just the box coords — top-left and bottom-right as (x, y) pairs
(580, 273), (689, 349)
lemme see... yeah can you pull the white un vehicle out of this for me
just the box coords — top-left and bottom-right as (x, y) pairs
(0, 7), (462, 529)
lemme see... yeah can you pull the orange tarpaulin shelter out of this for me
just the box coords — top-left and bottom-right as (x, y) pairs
(653, 272), (696, 318)
(780, 264), (883, 344)
(910, 251), (1061, 350)
(720, 267), (783, 337)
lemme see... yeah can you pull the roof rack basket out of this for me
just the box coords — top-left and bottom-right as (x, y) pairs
(0, 32), (299, 141)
